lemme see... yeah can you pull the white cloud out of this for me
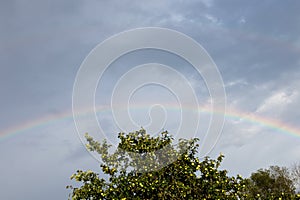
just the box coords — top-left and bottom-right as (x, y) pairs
(205, 14), (222, 26)
(199, 0), (214, 7)
(238, 17), (246, 24)
(225, 79), (248, 88)
(255, 90), (298, 117)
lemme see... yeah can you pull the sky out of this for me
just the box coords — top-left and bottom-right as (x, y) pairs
(1, 0), (300, 199)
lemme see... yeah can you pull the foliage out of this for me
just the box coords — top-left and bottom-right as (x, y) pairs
(291, 162), (300, 192)
(245, 165), (299, 199)
(68, 129), (300, 199)
(68, 129), (247, 199)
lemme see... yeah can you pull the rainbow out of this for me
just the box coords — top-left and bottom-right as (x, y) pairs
(2, 27), (299, 141)
(0, 104), (299, 142)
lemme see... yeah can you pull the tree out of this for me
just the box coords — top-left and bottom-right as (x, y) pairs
(68, 129), (247, 199)
(291, 162), (300, 193)
(245, 165), (298, 199)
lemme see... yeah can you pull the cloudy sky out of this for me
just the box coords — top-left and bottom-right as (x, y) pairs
(1, 0), (300, 199)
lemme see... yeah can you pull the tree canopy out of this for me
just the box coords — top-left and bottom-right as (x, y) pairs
(68, 129), (300, 200)
(245, 165), (296, 199)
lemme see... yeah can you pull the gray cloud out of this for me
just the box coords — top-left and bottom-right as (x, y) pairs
(1, 0), (300, 199)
